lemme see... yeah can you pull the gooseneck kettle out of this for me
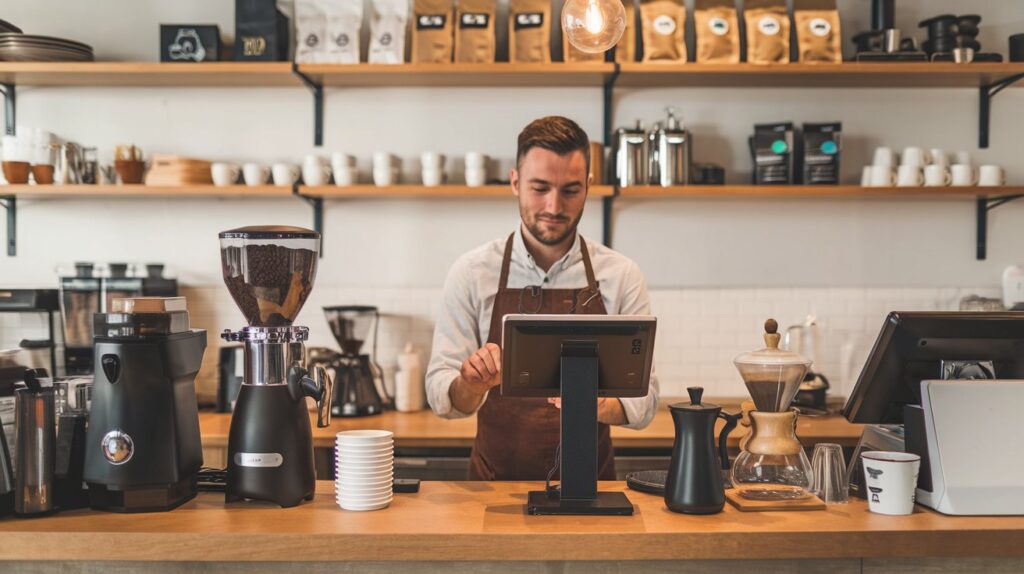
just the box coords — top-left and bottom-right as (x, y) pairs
(664, 387), (739, 514)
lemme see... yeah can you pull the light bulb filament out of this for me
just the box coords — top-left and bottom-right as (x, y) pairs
(584, 0), (604, 34)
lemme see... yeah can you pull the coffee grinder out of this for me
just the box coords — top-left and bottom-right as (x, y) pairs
(84, 296), (205, 512)
(219, 226), (333, 508)
(321, 305), (389, 417)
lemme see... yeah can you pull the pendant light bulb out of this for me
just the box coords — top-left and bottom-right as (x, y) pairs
(562, 0), (626, 54)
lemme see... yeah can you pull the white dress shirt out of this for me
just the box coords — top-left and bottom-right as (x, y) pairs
(426, 225), (660, 430)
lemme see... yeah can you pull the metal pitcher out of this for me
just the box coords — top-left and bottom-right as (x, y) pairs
(54, 142), (83, 185)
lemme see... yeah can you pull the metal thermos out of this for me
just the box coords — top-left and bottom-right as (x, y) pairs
(14, 386), (56, 516)
(614, 120), (648, 188)
(652, 108), (691, 187)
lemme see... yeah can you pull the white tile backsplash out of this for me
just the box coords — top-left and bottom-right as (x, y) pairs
(171, 283), (1001, 403)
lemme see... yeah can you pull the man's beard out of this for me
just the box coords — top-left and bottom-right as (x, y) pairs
(522, 210), (582, 246)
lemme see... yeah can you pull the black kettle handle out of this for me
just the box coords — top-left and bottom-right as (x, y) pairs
(717, 411), (741, 471)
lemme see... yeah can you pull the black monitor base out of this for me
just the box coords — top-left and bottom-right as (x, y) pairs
(527, 490), (634, 516)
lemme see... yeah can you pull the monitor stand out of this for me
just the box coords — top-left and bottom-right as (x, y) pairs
(527, 341), (634, 516)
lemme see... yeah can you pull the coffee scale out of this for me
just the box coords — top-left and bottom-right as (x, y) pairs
(728, 319), (825, 511)
(219, 226), (333, 508)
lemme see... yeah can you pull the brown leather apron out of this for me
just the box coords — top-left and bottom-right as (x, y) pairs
(467, 233), (615, 481)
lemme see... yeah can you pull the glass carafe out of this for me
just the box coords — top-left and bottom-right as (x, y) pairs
(731, 319), (814, 501)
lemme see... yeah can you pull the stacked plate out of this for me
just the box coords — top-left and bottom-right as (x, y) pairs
(0, 33), (94, 62)
(335, 430), (394, 511)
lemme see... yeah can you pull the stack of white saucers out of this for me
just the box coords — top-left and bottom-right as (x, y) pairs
(335, 430), (394, 511)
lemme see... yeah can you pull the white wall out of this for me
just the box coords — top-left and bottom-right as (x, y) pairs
(1, 0), (1023, 400)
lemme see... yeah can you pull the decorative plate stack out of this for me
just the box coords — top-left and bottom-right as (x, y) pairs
(335, 430), (394, 511)
(0, 33), (94, 62)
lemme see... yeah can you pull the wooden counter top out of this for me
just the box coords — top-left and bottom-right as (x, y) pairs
(3, 481), (1023, 562)
(199, 404), (864, 450)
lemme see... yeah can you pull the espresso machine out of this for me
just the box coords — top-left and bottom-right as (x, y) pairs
(319, 305), (388, 417)
(219, 226), (333, 508)
(84, 296), (205, 512)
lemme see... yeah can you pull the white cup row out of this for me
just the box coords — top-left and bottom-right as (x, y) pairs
(2, 130), (55, 165)
(862, 164), (1006, 187)
(872, 146), (969, 169)
(212, 152), (491, 187)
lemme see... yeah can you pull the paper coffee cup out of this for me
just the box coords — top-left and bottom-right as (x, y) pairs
(861, 451), (921, 516)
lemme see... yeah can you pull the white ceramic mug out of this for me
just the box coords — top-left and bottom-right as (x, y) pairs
(895, 165), (924, 187)
(950, 164), (978, 186)
(861, 451), (921, 516)
(271, 163), (300, 186)
(978, 165), (1006, 187)
(867, 165), (896, 187)
(372, 152), (396, 170)
(211, 162), (241, 186)
(923, 164), (951, 187)
(465, 167), (487, 187)
(302, 155), (332, 186)
(872, 147), (897, 168)
(465, 152), (487, 169)
(954, 151), (972, 166)
(860, 166), (872, 187)
(929, 149), (950, 167)
(421, 152), (445, 170)
(331, 153), (357, 186)
(422, 168), (444, 187)
(373, 167), (398, 186)
(901, 147), (931, 168)
(242, 163), (269, 186)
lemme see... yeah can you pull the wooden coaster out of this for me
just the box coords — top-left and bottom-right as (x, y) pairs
(725, 490), (826, 512)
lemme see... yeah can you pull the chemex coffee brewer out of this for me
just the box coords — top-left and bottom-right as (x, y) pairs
(219, 226), (333, 508)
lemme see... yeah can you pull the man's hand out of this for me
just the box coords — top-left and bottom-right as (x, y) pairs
(546, 397), (628, 426)
(448, 343), (502, 414)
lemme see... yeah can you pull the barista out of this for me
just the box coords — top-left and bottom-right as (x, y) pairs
(425, 116), (659, 480)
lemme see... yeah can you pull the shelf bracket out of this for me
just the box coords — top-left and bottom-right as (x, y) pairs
(1, 195), (15, 256)
(979, 73), (1024, 149)
(292, 64), (324, 147)
(0, 83), (14, 136)
(293, 185), (324, 257)
(976, 194), (1024, 260)
(600, 64), (620, 247)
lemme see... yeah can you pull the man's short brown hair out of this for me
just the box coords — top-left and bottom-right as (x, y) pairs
(516, 116), (590, 175)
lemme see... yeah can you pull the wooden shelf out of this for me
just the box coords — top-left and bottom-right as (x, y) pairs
(616, 62), (1024, 88)
(617, 185), (1024, 199)
(0, 62), (299, 87)
(3, 184), (293, 198)
(296, 62), (616, 87)
(301, 184), (615, 198)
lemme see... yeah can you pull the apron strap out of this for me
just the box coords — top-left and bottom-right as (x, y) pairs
(579, 237), (598, 289)
(497, 233), (515, 290)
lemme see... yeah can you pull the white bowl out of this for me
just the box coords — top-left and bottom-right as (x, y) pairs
(337, 453), (394, 464)
(336, 430), (394, 445)
(337, 490), (393, 501)
(338, 479), (392, 491)
(336, 447), (393, 456)
(338, 473), (393, 483)
(338, 469), (394, 479)
(337, 464), (393, 475)
(337, 498), (391, 512)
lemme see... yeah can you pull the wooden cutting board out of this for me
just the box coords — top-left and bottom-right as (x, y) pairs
(725, 490), (826, 511)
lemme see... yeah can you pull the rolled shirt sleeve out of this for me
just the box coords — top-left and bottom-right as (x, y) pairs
(425, 257), (488, 419)
(615, 261), (660, 430)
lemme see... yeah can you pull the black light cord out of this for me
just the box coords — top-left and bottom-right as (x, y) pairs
(544, 443), (561, 493)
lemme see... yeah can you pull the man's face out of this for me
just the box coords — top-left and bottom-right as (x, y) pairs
(511, 147), (589, 246)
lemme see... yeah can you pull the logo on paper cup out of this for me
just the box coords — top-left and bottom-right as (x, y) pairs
(653, 15), (677, 36)
(866, 466), (884, 479)
(868, 486), (883, 502)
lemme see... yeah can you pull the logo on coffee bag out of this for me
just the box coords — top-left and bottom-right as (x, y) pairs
(515, 12), (543, 29)
(809, 17), (831, 37)
(653, 15), (677, 36)
(461, 13), (489, 28)
(709, 16), (729, 36)
(758, 15), (781, 36)
(417, 14), (447, 29)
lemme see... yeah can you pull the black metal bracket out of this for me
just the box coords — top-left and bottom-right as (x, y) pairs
(0, 83), (14, 136)
(979, 73), (1024, 149)
(600, 64), (620, 248)
(1, 196), (15, 256)
(976, 194), (1024, 260)
(293, 185), (324, 257)
(292, 64), (324, 147)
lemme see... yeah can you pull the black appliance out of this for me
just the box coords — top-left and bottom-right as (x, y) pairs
(220, 226), (333, 508)
(318, 305), (389, 417)
(83, 297), (206, 512)
(0, 288), (61, 377)
(216, 345), (245, 413)
(59, 263), (177, 375)
(664, 387), (738, 515)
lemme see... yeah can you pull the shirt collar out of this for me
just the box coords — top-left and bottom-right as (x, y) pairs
(513, 224), (583, 273)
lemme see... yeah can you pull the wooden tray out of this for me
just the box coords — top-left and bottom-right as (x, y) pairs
(725, 490), (825, 512)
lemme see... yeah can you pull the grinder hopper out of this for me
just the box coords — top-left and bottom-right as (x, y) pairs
(219, 226), (320, 327)
(733, 319), (812, 412)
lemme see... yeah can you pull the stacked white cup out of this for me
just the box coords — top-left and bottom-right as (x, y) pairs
(862, 147), (1003, 189)
(373, 152), (400, 186)
(421, 152), (446, 187)
(335, 430), (394, 511)
(302, 154), (332, 186)
(465, 152), (487, 187)
(331, 153), (357, 186)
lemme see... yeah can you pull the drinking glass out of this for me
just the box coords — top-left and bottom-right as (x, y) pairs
(810, 443), (849, 504)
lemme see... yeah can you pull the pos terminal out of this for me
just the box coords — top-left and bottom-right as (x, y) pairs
(501, 314), (656, 516)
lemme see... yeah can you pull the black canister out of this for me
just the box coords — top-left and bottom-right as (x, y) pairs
(1011, 34), (1024, 62)
(664, 387), (739, 514)
(14, 384), (56, 517)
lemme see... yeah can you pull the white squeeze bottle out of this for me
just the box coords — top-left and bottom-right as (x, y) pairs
(395, 343), (425, 412)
